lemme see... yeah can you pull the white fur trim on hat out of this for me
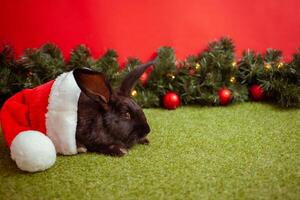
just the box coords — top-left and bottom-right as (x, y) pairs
(46, 71), (81, 155)
(10, 131), (56, 172)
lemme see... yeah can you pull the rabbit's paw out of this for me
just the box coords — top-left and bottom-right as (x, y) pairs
(108, 145), (128, 156)
(138, 137), (150, 145)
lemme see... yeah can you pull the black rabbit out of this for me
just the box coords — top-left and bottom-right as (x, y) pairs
(74, 60), (155, 156)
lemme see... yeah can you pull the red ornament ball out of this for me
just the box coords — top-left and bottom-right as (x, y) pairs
(249, 85), (264, 101)
(163, 92), (181, 109)
(218, 88), (232, 106)
(139, 72), (149, 86)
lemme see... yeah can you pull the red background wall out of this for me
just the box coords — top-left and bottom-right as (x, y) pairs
(0, 0), (300, 63)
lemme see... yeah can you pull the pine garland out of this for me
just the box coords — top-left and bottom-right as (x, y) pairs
(1, 37), (299, 108)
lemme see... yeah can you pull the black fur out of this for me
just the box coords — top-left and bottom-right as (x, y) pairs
(74, 60), (155, 156)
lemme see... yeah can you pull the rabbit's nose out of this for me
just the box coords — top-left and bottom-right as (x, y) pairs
(138, 124), (150, 137)
(144, 124), (150, 134)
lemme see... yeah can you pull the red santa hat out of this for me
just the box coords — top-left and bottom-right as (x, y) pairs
(0, 71), (81, 172)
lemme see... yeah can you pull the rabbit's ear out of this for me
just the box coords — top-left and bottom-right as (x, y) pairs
(119, 59), (157, 96)
(74, 68), (111, 103)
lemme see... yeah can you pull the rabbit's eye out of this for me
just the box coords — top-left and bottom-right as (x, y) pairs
(122, 112), (131, 120)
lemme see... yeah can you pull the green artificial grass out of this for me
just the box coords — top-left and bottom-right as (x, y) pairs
(0, 103), (299, 200)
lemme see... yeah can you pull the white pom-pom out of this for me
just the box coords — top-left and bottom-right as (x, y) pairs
(10, 131), (56, 172)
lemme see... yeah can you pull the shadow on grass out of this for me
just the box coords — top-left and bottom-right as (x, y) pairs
(0, 132), (26, 175)
(181, 101), (300, 112)
(255, 101), (300, 112)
